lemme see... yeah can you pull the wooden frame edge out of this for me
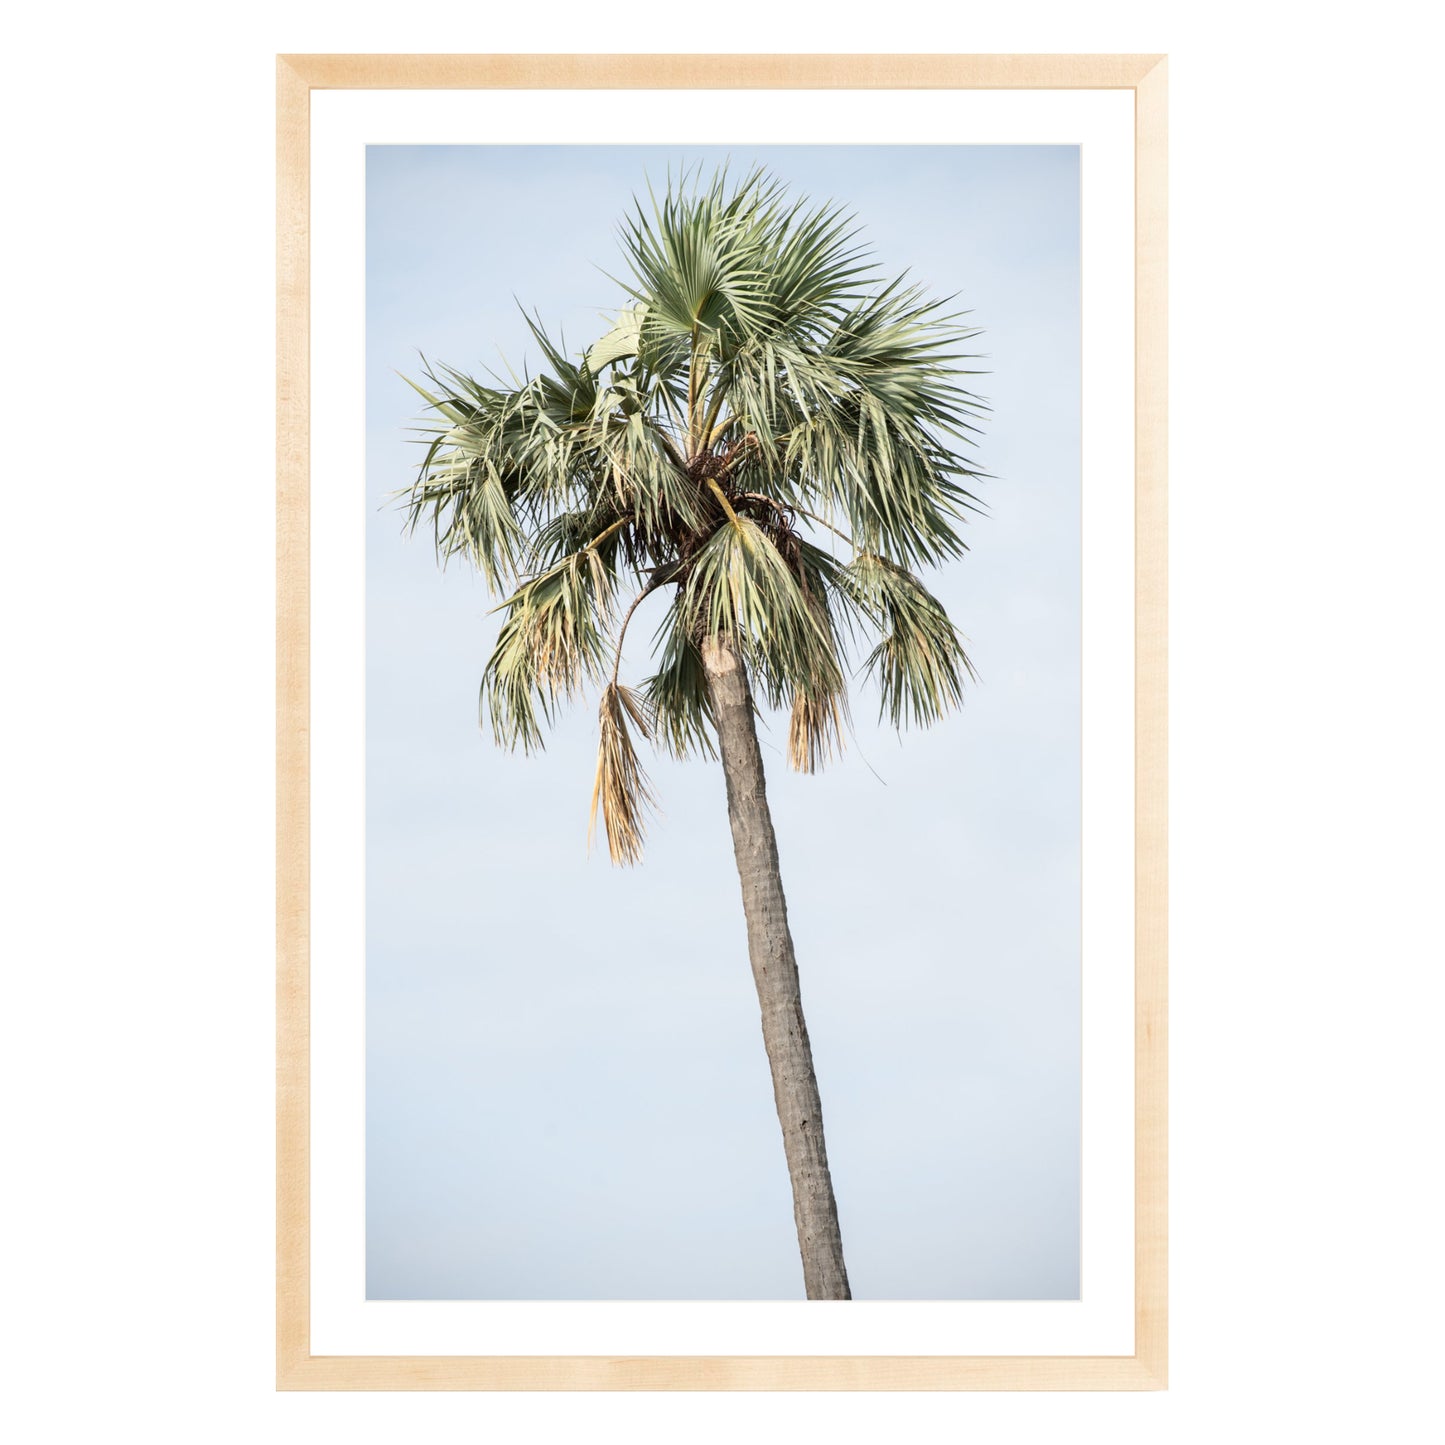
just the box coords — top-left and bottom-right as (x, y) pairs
(1133, 53), (1168, 1392)
(276, 52), (1167, 1393)
(276, 52), (1167, 91)
(278, 1352), (1165, 1393)
(276, 52), (311, 1390)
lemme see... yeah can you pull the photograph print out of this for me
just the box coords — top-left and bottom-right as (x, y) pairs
(364, 143), (1081, 1302)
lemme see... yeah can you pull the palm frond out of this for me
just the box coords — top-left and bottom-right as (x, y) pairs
(643, 603), (717, 760)
(616, 165), (781, 346)
(399, 371), (527, 590)
(588, 682), (656, 866)
(480, 541), (617, 750)
(839, 553), (976, 728)
(679, 517), (845, 712)
(787, 684), (847, 774)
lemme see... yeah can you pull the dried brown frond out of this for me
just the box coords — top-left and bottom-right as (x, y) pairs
(588, 683), (657, 866)
(787, 687), (847, 774)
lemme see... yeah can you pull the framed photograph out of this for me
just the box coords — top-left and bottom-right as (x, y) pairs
(277, 52), (1167, 1391)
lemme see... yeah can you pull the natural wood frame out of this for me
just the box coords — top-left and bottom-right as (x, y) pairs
(276, 52), (1167, 1391)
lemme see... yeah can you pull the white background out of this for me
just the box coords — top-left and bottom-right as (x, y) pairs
(3, 2), (1442, 1441)
(310, 87), (1134, 1356)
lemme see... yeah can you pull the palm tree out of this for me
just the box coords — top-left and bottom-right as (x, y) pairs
(402, 166), (986, 1301)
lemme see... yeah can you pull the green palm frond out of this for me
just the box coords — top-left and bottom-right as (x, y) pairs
(400, 372), (525, 589)
(403, 164), (988, 860)
(840, 553), (977, 728)
(615, 165), (780, 345)
(643, 606), (717, 760)
(480, 538), (619, 750)
(680, 517), (844, 712)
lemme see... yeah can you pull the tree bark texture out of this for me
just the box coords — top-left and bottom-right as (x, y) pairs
(700, 634), (851, 1300)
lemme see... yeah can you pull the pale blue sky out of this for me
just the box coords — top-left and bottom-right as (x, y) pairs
(365, 144), (1081, 1300)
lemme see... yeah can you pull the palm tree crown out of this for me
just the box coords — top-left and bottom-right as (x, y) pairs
(403, 166), (987, 864)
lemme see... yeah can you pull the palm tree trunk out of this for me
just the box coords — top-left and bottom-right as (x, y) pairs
(700, 634), (851, 1300)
